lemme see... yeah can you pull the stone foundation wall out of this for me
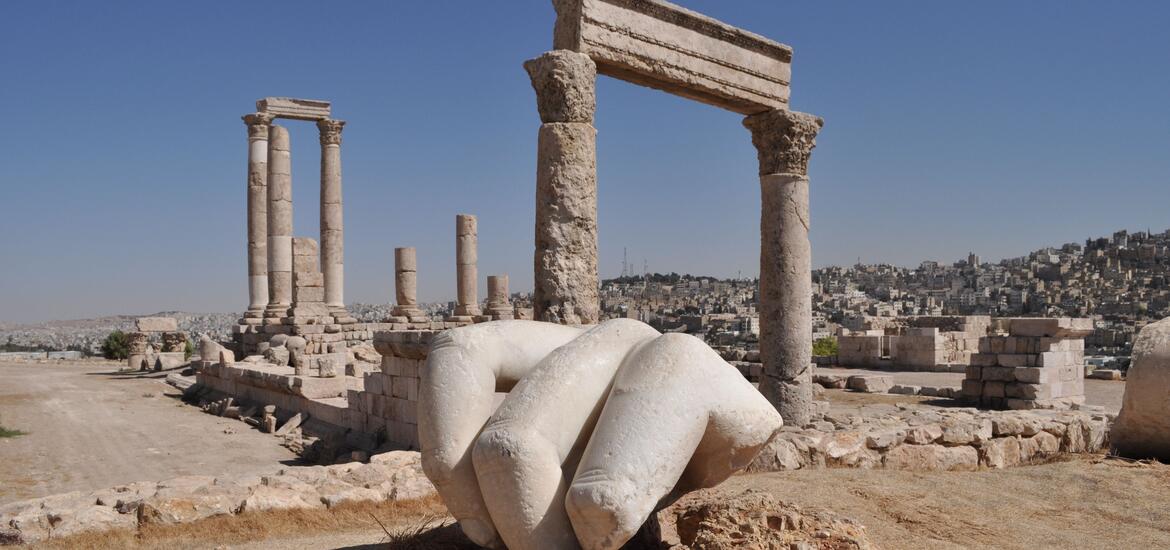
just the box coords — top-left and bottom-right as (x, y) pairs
(750, 406), (1110, 472)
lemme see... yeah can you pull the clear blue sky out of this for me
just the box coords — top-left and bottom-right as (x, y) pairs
(1, 1), (1168, 322)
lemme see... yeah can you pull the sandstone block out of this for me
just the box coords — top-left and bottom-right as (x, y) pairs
(882, 444), (978, 471)
(846, 375), (893, 393)
(136, 317), (178, 333)
(979, 436), (1022, 468)
(1008, 317), (1093, 338)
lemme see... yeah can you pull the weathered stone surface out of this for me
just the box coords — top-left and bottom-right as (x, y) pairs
(256, 97), (331, 121)
(551, 0), (792, 115)
(846, 375), (894, 394)
(647, 489), (874, 550)
(979, 436), (1022, 468)
(136, 317), (178, 333)
(882, 444), (978, 471)
(1112, 318), (1170, 460)
(524, 50), (596, 123)
(533, 122), (599, 325)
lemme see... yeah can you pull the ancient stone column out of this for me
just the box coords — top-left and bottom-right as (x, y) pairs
(743, 109), (823, 426)
(486, 274), (514, 320)
(526, 50), (599, 325)
(453, 214), (481, 317)
(265, 125), (293, 319)
(318, 119), (346, 317)
(391, 247), (423, 319)
(243, 113), (272, 320)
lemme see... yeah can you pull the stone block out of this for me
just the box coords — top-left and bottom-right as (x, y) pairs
(983, 381), (1006, 398)
(1007, 317), (1093, 338)
(889, 385), (920, 395)
(979, 436), (1022, 468)
(257, 97), (331, 121)
(998, 354), (1035, 368)
(1087, 369), (1122, 380)
(970, 353), (999, 367)
(846, 375), (893, 393)
(1005, 382), (1053, 400)
(964, 365), (982, 379)
(136, 317), (178, 333)
(1013, 366), (1056, 384)
(882, 444), (978, 471)
(1038, 351), (1079, 367)
(293, 286), (325, 303)
(294, 272), (324, 288)
(981, 366), (1017, 382)
(551, 0), (792, 114)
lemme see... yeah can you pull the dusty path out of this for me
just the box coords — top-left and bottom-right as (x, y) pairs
(720, 455), (1170, 549)
(0, 361), (298, 505)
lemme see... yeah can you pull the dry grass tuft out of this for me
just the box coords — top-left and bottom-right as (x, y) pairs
(377, 513), (478, 550)
(27, 495), (450, 550)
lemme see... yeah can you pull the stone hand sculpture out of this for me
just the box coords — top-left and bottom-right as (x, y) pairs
(419, 319), (783, 550)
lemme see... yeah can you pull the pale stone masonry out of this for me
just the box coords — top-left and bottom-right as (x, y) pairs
(486, 275), (515, 320)
(264, 125), (294, 319)
(551, 0), (792, 114)
(242, 113), (271, 321)
(531, 1), (823, 423)
(744, 109), (823, 426)
(390, 247), (426, 322)
(527, 51), (600, 325)
(452, 214), (482, 319)
(318, 118), (347, 320)
(960, 318), (1092, 410)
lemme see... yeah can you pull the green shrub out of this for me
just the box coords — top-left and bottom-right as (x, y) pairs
(812, 337), (839, 357)
(101, 330), (130, 360)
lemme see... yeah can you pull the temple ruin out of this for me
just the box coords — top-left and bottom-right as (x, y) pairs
(527, 0), (823, 423)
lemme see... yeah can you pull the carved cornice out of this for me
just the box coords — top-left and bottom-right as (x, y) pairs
(317, 119), (346, 146)
(242, 113), (273, 140)
(743, 109), (823, 176)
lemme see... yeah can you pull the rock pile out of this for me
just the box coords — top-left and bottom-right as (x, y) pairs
(0, 451), (434, 545)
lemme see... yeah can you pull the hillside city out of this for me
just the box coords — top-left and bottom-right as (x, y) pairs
(4, 228), (1165, 367)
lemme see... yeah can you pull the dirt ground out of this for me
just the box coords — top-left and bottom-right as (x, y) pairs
(817, 367), (1126, 413)
(0, 361), (298, 505)
(720, 454), (1170, 549)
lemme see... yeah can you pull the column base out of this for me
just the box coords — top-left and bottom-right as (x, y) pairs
(453, 306), (482, 317)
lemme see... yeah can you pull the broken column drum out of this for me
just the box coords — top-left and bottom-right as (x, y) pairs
(486, 275), (514, 320)
(392, 247), (424, 319)
(453, 214), (481, 317)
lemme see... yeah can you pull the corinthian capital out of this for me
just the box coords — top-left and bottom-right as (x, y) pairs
(317, 119), (346, 146)
(743, 109), (823, 176)
(242, 112), (273, 140)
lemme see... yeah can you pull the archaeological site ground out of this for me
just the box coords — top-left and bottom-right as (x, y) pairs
(2, 1), (1169, 549)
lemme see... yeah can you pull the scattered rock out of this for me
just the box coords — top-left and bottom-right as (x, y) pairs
(646, 488), (874, 549)
(847, 375), (893, 393)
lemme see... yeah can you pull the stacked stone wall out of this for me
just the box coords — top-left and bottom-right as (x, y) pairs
(960, 318), (1091, 410)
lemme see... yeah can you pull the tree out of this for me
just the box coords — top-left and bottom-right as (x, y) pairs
(184, 339), (194, 361)
(812, 337), (839, 357)
(101, 330), (130, 361)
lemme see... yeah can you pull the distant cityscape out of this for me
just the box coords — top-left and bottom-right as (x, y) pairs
(5, 227), (1166, 362)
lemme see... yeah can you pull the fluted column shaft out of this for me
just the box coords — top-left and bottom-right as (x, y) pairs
(743, 109), (823, 426)
(243, 113), (272, 318)
(318, 119), (346, 314)
(526, 50), (599, 325)
(265, 125), (293, 318)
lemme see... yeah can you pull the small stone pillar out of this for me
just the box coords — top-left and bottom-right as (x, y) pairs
(391, 247), (424, 320)
(318, 119), (346, 317)
(126, 332), (149, 371)
(265, 125), (294, 320)
(243, 113), (272, 321)
(453, 214), (481, 318)
(526, 50), (599, 325)
(485, 275), (514, 320)
(743, 109), (823, 426)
